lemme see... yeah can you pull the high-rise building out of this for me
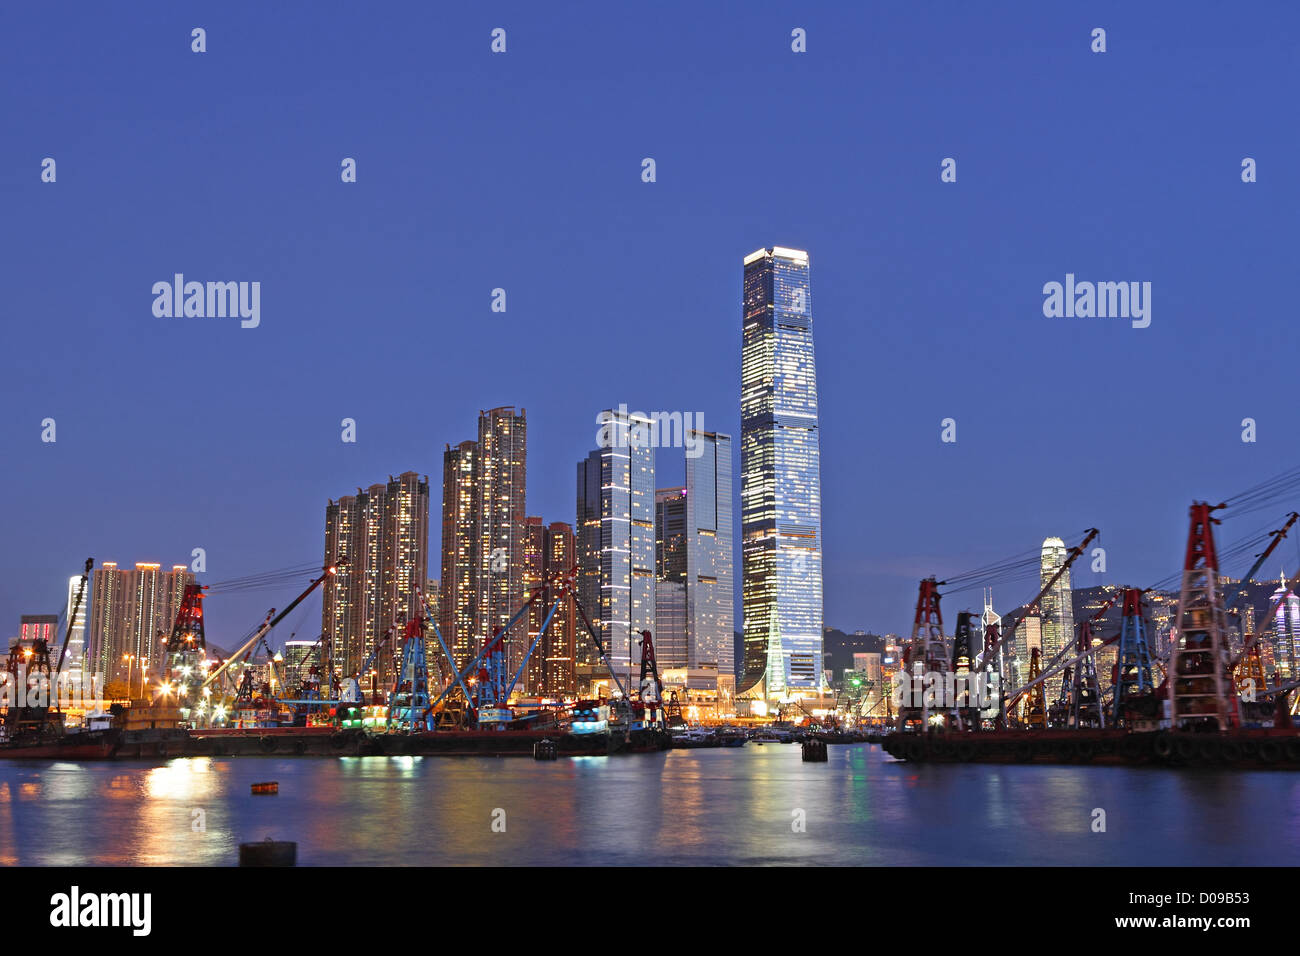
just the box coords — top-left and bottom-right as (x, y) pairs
(87, 563), (194, 686)
(739, 246), (824, 700)
(685, 431), (733, 683)
(522, 518), (577, 697)
(577, 408), (656, 693)
(439, 440), (478, 669)
(1270, 570), (1300, 679)
(322, 472), (430, 686)
(655, 488), (689, 669)
(475, 407), (528, 677)
(655, 433), (736, 691)
(64, 576), (90, 683)
(1039, 537), (1076, 665)
(437, 407), (528, 677)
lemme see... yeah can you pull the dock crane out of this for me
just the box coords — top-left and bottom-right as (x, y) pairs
(52, 557), (93, 697)
(194, 562), (340, 725)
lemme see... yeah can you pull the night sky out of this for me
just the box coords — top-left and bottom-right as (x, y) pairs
(3, 2), (1298, 650)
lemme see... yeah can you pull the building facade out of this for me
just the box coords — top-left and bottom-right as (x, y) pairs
(577, 408), (656, 694)
(322, 471), (430, 686)
(1039, 537), (1076, 665)
(437, 408), (528, 679)
(739, 246), (824, 700)
(522, 518), (577, 697)
(87, 562), (194, 687)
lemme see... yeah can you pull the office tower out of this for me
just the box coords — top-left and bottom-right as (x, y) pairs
(322, 472), (430, 686)
(1040, 537), (1076, 665)
(739, 246), (824, 700)
(19, 614), (58, 640)
(87, 563), (194, 686)
(1271, 570), (1300, 679)
(522, 518), (577, 697)
(576, 408), (656, 693)
(655, 489), (689, 668)
(15, 614), (59, 673)
(685, 431), (734, 683)
(281, 639), (318, 691)
(436, 407), (528, 679)
(63, 576), (89, 683)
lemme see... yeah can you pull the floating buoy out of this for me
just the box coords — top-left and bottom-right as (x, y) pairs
(251, 781), (279, 795)
(239, 839), (296, 867)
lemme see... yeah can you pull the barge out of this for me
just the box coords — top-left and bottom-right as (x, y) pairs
(881, 727), (1300, 768)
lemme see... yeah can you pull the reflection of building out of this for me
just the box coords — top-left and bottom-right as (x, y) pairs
(577, 408), (656, 695)
(739, 246), (824, 701)
(87, 563), (194, 685)
(322, 472), (430, 686)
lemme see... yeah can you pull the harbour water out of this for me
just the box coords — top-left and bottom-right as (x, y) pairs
(2, 744), (1298, 866)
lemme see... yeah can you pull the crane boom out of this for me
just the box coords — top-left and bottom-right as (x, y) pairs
(53, 557), (93, 687)
(974, 528), (1099, 672)
(199, 563), (339, 693)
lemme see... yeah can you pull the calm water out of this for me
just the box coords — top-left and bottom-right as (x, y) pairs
(2, 743), (1298, 865)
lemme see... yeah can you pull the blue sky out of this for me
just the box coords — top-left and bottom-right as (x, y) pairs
(3, 2), (1299, 649)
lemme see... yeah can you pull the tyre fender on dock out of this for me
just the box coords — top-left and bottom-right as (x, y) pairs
(259, 736), (277, 754)
(1259, 739), (1282, 764)
(330, 732), (349, 751)
(1284, 738), (1300, 763)
(1152, 733), (1174, 760)
(1220, 739), (1242, 765)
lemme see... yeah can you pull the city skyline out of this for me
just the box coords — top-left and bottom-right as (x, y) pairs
(3, 4), (1297, 657)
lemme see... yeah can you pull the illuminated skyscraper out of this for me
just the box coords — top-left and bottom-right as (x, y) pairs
(739, 247), (824, 700)
(474, 407), (528, 678)
(64, 575), (90, 683)
(1039, 537), (1075, 665)
(323, 472), (430, 685)
(576, 408), (656, 693)
(439, 440), (478, 668)
(87, 562), (194, 685)
(522, 518), (577, 697)
(1270, 570), (1300, 679)
(437, 408), (528, 676)
(653, 431), (734, 690)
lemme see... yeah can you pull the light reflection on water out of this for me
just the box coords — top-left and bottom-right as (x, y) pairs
(1, 745), (1298, 865)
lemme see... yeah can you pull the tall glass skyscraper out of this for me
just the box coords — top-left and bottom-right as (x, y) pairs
(576, 408), (656, 694)
(739, 247), (824, 700)
(1039, 537), (1075, 665)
